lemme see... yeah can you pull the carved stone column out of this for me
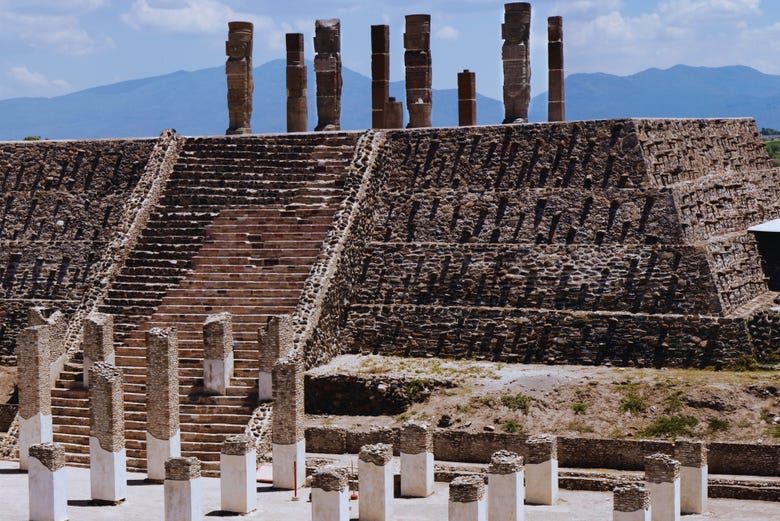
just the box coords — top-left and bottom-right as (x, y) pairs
(286, 33), (308, 132)
(502, 3), (531, 123)
(314, 19), (342, 131)
(372, 25), (391, 129)
(404, 14), (432, 128)
(548, 16), (565, 122)
(225, 21), (254, 135)
(458, 70), (477, 126)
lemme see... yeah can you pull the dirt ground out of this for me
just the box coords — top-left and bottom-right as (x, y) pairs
(306, 354), (780, 444)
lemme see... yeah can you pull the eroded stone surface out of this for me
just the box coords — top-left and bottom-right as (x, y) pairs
(29, 443), (65, 472)
(165, 457), (201, 481)
(645, 453), (681, 483)
(89, 361), (124, 453)
(449, 475), (486, 503)
(225, 21), (254, 135)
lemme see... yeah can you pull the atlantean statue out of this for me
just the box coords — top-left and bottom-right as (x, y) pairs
(225, 21), (254, 135)
(314, 19), (343, 131)
(502, 3), (531, 123)
(548, 16), (565, 122)
(404, 14), (432, 128)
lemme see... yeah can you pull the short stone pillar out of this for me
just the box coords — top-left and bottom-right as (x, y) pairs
(358, 443), (393, 521)
(487, 450), (524, 521)
(644, 453), (680, 521)
(458, 70), (477, 126)
(28, 443), (67, 521)
(286, 33), (308, 132)
(258, 314), (293, 401)
(203, 312), (233, 395)
(404, 14), (432, 128)
(400, 421), (434, 497)
(83, 312), (114, 389)
(371, 24), (391, 129)
(547, 16), (565, 122)
(449, 475), (487, 521)
(314, 19), (342, 131)
(674, 440), (707, 515)
(165, 457), (202, 521)
(613, 483), (651, 521)
(312, 465), (349, 521)
(502, 2), (532, 123)
(225, 21), (254, 135)
(89, 362), (127, 504)
(18, 325), (52, 470)
(385, 97), (404, 129)
(146, 328), (181, 482)
(272, 357), (305, 490)
(220, 434), (256, 515)
(525, 434), (558, 505)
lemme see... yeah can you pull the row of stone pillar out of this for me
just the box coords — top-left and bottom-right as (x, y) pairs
(277, 3), (565, 134)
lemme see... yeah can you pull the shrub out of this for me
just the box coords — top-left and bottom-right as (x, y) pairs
(640, 415), (698, 438)
(619, 391), (647, 415)
(501, 418), (523, 433)
(572, 402), (588, 415)
(500, 393), (532, 414)
(706, 418), (730, 434)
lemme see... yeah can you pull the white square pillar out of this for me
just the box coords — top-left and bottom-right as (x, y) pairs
(220, 435), (256, 514)
(487, 450), (524, 521)
(449, 475), (487, 521)
(358, 443), (393, 521)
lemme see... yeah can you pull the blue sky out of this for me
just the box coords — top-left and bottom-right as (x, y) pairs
(2, 0), (780, 101)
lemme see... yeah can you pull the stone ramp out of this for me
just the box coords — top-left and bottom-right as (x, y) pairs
(50, 132), (360, 475)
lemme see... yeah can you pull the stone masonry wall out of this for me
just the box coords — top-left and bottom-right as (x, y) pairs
(0, 138), (157, 360)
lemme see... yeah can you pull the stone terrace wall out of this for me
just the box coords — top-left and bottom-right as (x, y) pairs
(0, 138), (156, 360)
(342, 119), (776, 367)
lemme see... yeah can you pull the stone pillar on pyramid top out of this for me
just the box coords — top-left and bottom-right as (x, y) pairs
(371, 24), (391, 129)
(203, 312), (233, 396)
(27, 306), (66, 387)
(613, 483), (651, 521)
(28, 442), (67, 521)
(258, 314), (293, 402)
(286, 33), (308, 132)
(547, 16), (565, 122)
(225, 21), (254, 135)
(644, 453), (681, 521)
(314, 19), (343, 131)
(400, 420), (434, 497)
(502, 2), (531, 123)
(18, 324), (52, 470)
(674, 440), (707, 515)
(89, 361), (127, 504)
(83, 312), (114, 389)
(458, 70), (477, 126)
(404, 14), (432, 128)
(272, 356), (305, 490)
(146, 327), (181, 482)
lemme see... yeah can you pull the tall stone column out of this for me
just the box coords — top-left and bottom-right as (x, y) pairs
(458, 70), (477, 126)
(18, 325), (52, 470)
(525, 434), (558, 505)
(502, 2), (532, 123)
(258, 314), (293, 402)
(449, 475), (487, 521)
(146, 328), (181, 482)
(487, 450), (524, 521)
(404, 14), (432, 128)
(547, 16), (565, 122)
(644, 453), (681, 521)
(272, 357), (305, 490)
(203, 312), (233, 395)
(400, 421), (434, 497)
(613, 483), (651, 521)
(314, 19), (342, 131)
(89, 361), (126, 504)
(83, 312), (114, 389)
(372, 25), (391, 129)
(674, 440), (707, 515)
(286, 33), (308, 133)
(358, 443), (393, 521)
(28, 443), (67, 521)
(225, 21), (254, 135)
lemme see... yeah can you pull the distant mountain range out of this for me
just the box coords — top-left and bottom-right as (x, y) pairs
(2, 61), (780, 140)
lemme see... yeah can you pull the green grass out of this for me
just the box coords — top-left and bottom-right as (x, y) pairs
(770, 425), (780, 439)
(663, 391), (684, 413)
(500, 393), (532, 414)
(619, 390), (648, 415)
(640, 415), (699, 438)
(767, 140), (780, 167)
(402, 379), (431, 402)
(501, 418), (524, 434)
(707, 418), (730, 434)
(572, 402), (588, 415)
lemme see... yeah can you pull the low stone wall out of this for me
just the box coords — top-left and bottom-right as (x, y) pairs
(305, 426), (780, 477)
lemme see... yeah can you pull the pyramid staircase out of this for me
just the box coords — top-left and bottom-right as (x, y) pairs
(50, 133), (359, 475)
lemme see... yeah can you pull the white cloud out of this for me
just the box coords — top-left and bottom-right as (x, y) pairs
(0, 11), (107, 55)
(436, 25), (459, 40)
(122, 0), (287, 49)
(8, 66), (70, 92)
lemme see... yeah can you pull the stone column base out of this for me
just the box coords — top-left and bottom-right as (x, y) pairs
(526, 459), (558, 505)
(165, 477), (202, 521)
(680, 465), (707, 514)
(220, 452), (256, 514)
(272, 440), (305, 490)
(648, 479), (680, 521)
(358, 459), (393, 521)
(312, 486), (349, 521)
(89, 437), (127, 504)
(488, 470), (524, 521)
(147, 431), (181, 482)
(449, 497), (487, 521)
(614, 509), (652, 521)
(29, 458), (67, 521)
(400, 451), (434, 497)
(19, 414), (53, 470)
